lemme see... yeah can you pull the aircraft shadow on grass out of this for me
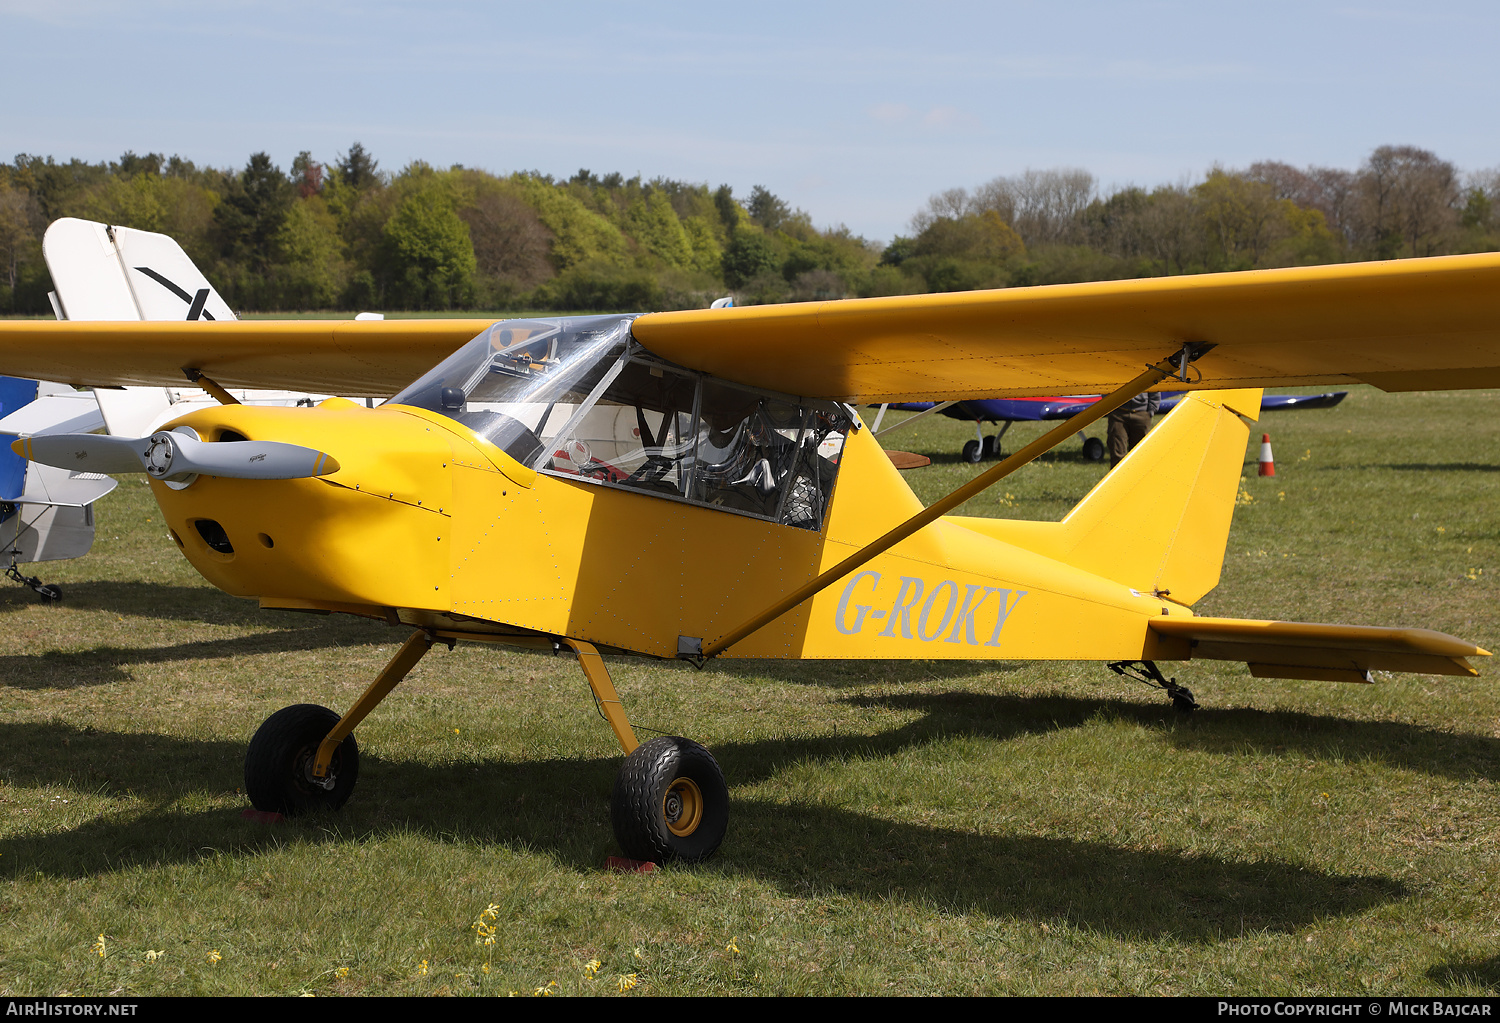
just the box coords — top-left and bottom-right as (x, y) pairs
(1, 716), (1408, 941)
(1426, 955), (1500, 992)
(0, 580), (397, 632)
(706, 657), (1009, 687)
(1317, 462), (1500, 473)
(0, 624), (396, 690)
(842, 691), (1500, 786)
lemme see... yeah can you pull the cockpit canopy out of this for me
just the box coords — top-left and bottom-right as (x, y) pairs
(389, 316), (853, 531)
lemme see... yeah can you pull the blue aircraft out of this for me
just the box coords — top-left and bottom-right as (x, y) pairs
(875, 391), (1348, 463)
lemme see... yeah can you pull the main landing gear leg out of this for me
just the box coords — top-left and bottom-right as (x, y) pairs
(1108, 659), (1199, 714)
(564, 637), (728, 865)
(244, 629), (439, 815)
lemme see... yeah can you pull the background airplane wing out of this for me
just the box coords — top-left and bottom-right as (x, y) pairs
(633, 252), (1500, 402)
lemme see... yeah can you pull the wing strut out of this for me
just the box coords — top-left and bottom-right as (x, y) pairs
(872, 400), (958, 439)
(183, 368), (240, 406)
(690, 343), (1213, 663)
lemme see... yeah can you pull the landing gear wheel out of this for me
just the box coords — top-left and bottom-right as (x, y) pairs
(611, 736), (728, 864)
(961, 439), (983, 463)
(982, 434), (998, 459)
(244, 704), (358, 815)
(1171, 687), (1199, 714)
(1082, 437), (1105, 462)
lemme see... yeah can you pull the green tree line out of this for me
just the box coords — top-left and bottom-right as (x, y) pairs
(1, 143), (1496, 315)
(881, 147), (1500, 294)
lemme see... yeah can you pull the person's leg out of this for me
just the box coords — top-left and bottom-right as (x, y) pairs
(1107, 412), (1131, 467)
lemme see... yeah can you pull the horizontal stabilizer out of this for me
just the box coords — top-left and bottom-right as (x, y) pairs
(0, 392), (107, 436)
(15, 462), (117, 507)
(1149, 617), (1489, 679)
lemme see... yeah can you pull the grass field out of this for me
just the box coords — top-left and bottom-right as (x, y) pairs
(1, 386), (1496, 996)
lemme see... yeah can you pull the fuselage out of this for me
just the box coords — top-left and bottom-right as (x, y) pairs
(149, 390), (1198, 664)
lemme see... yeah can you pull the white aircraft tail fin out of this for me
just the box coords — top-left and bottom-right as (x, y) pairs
(43, 217), (236, 322)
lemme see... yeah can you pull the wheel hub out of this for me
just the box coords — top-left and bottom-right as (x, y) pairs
(663, 777), (703, 837)
(295, 746), (337, 791)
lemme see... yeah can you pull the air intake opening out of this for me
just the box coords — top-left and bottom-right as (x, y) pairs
(218, 429), (249, 443)
(194, 519), (234, 554)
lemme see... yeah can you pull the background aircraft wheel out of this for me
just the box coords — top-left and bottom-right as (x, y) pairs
(1082, 436), (1105, 462)
(961, 439), (983, 463)
(244, 704), (358, 815)
(611, 736), (728, 864)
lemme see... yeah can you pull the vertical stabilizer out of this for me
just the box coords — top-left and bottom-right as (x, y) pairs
(43, 218), (240, 434)
(951, 389), (1262, 605)
(43, 217), (236, 323)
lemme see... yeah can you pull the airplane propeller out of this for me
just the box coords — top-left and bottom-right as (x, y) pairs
(12, 429), (340, 482)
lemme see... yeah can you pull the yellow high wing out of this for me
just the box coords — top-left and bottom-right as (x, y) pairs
(635, 252), (1500, 401)
(0, 318), (493, 397)
(1, 253), (1500, 401)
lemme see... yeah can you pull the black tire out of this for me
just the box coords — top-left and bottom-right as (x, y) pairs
(611, 736), (728, 864)
(982, 435), (998, 459)
(1082, 436), (1105, 462)
(244, 704), (358, 815)
(961, 439), (983, 463)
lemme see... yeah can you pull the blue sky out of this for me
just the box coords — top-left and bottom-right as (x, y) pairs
(2, 1), (1496, 241)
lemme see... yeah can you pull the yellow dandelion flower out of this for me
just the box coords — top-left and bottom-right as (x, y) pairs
(583, 959), (602, 980)
(725, 938), (740, 954)
(90, 935), (106, 959)
(335, 966), (350, 980)
(617, 973), (639, 992)
(418, 959), (429, 976)
(207, 949), (222, 964)
(633, 947), (644, 960)
(144, 950), (164, 962)
(482, 964), (490, 975)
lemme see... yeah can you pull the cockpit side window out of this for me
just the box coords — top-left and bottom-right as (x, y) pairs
(546, 358), (850, 531)
(543, 360), (699, 496)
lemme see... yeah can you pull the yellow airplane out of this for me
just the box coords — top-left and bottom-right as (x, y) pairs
(3, 253), (1498, 864)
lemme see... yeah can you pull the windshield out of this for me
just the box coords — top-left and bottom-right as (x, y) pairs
(390, 315), (852, 531)
(387, 315), (636, 465)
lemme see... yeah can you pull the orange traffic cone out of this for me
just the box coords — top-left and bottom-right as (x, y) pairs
(1258, 433), (1276, 476)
